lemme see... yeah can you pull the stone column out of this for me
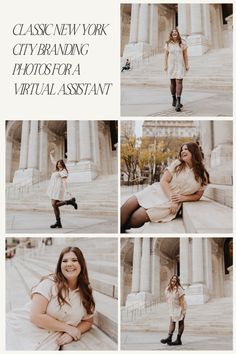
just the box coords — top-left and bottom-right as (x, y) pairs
(131, 238), (141, 293)
(204, 238), (213, 292)
(39, 121), (48, 179)
(77, 121), (97, 182)
(6, 138), (13, 182)
(203, 4), (212, 45)
(188, 4), (209, 55)
(19, 120), (30, 170)
(138, 4), (149, 43)
(67, 121), (77, 163)
(225, 15), (233, 48)
(91, 120), (101, 172)
(151, 245), (161, 301)
(140, 238), (151, 292)
(129, 4), (139, 44)
(150, 4), (158, 50)
(192, 238), (204, 284)
(199, 121), (213, 168)
(178, 4), (190, 37)
(27, 121), (39, 169)
(180, 238), (190, 287)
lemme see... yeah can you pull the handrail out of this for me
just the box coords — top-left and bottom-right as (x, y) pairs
(121, 298), (159, 322)
(121, 48), (160, 71)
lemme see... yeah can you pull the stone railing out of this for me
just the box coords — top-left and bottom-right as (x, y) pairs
(121, 298), (159, 322)
(6, 177), (46, 200)
(121, 48), (160, 71)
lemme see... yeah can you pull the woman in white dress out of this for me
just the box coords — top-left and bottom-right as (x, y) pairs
(164, 28), (189, 112)
(47, 150), (77, 228)
(160, 275), (187, 346)
(121, 142), (209, 232)
(6, 246), (95, 350)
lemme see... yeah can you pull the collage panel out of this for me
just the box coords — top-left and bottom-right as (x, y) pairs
(120, 236), (233, 350)
(5, 120), (118, 234)
(120, 3), (233, 117)
(5, 236), (118, 350)
(120, 120), (233, 234)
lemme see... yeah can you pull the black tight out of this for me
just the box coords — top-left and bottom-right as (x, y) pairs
(169, 316), (185, 336)
(120, 196), (150, 232)
(51, 199), (66, 218)
(170, 79), (183, 97)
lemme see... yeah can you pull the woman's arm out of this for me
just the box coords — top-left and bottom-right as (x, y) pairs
(56, 318), (93, 346)
(30, 294), (81, 340)
(160, 170), (180, 214)
(164, 49), (169, 71)
(171, 190), (204, 203)
(49, 149), (57, 165)
(179, 295), (185, 312)
(62, 177), (68, 194)
(183, 48), (189, 71)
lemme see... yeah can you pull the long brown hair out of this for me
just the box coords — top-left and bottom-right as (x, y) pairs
(33, 247), (95, 315)
(175, 142), (209, 186)
(56, 159), (68, 173)
(167, 274), (183, 292)
(166, 28), (183, 47)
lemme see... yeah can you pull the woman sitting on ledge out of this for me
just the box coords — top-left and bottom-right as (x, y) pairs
(121, 142), (209, 233)
(6, 246), (95, 350)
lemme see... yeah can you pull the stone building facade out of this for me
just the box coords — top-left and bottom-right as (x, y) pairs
(6, 120), (118, 185)
(121, 237), (233, 307)
(142, 120), (197, 138)
(121, 3), (233, 58)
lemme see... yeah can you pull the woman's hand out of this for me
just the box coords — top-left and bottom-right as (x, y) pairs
(170, 202), (179, 214)
(50, 149), (55, 155)
(65, 325), (81, 341)
(171, 193), (184, 203)
(185, 65), (190, 71)
(164, 65), (168, 71)
(57, 333), (74, 346)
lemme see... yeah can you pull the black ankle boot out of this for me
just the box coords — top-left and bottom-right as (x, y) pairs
(172, 95), (177, 107)
(160, 334), (172, 344)
(66, 197), (78, 210)
(175, 97), (182, 111)
(50, 217), (62, 229)
(169, 334), (182, 346)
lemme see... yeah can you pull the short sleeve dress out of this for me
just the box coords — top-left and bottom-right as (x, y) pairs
(135, 159), (204, 222)
(165, 286), (187, 322)
(6, 278), (93, 350)
(47, 169), (68, 200)
(165, 40), (188, 79)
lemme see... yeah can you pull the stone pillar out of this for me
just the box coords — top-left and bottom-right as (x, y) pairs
(199, 121), (213, 168)
(192, 238), (204, 284)
(150, 4), (158, 50)
(140, 238), (151, 292)
(178, 4), (190, 37)
(19, 120), (30, 170)
(203, 4), (212, 45)
(138, 4), (149, 43)
(39, 121), (48, 179)
(188, 4), (209, 56)
(129, 4), (139, 44)
(204, 238), (213, 293)
(67, 121), (77, 163)
(180, 238), (190, 287)
(77, 121), (97, 182)
(27, 121), (39, 169)
(6, 138), (13, 182)
(151, 246), (161, 301)
(131, 238), (141, 293)
(225, 15), (233, 48)
(91, 120), (101, 172)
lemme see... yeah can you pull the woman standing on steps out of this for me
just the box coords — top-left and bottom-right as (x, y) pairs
(121, 142), (209, 233)
(47, 149), (77, 229)
(164, 28), (189, 112)
(160, 275), (187, 346)
(6, 246), (95, 350)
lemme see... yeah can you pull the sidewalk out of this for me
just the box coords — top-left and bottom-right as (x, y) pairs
(121, 86), (232, 117)
(121, 330), (232, 351)
(6, 210), (117, 234)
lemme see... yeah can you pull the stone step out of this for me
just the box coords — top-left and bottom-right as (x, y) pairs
(7, 258), (118, 342)
(126, 217), (185, 234)
(183, 198), (233, 233)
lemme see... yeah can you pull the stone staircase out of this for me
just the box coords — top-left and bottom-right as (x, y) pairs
(6, 175), (118, 217)
(121, 48), (232, 91)
(122, 297), (233, 336)
(6, 238), (118, 350)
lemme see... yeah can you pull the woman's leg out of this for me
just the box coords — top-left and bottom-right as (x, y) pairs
(170, 79), (177, 106)
(127, 207), (150, 229)
(161, 318), (175, 344)
(171, 317), (184, 345)
(176, 79), (183, 111)
(121, 196), (140, 230)
(50, 200), (62, 228)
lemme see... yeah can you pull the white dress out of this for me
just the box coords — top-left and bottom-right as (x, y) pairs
(47, 169), (68, 200)
(135, 159), (204, 222)
(6, 278), (93, 350)
(165, 286), (187, 322)
(165, 40), (188, 79)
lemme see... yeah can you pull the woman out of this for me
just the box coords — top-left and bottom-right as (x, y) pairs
(160, 275), (186, 346)
(47, 150), (77, 229)
(121, 142), (209, 232)
(6, 246), (95, 350)
(164, 28), (189, 112)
